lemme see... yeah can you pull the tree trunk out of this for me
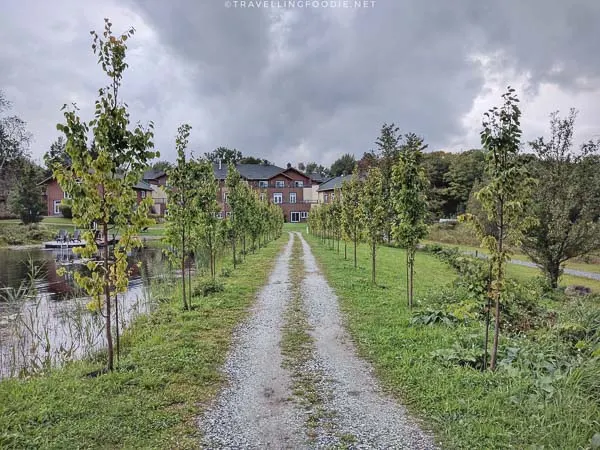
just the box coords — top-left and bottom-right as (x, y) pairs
(337, 234), (340, 254)
(103, 222), (114, 371)
(114, 293), (120, 366)
(188, 251), (192, 308)
(243, 235), (246, 261)
(406, 250), (410, 307)
(547, 260), (561, 289)
(409, 249), (414, 309)
(354, 237), (357, 268)
(232, 237), (237, 269)
(490, 201), (504, 371)
(344, 241), (347, 260)
(371, 240), (376, 285)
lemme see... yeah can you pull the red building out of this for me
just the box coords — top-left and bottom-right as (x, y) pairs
(214, 163), (315, 222)
(40, 177), (154, 217)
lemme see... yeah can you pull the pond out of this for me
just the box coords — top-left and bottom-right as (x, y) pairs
(0, 244), (171, 378)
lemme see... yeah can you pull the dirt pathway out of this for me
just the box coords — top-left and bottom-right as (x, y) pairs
(199, 232), (436, 449)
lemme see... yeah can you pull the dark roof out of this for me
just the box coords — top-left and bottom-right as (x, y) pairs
(143, 169), (166, 181)
(317, 175), (350, 192)
(307, 172), (326, 183)
(213, 163), (286, 180)
(134, 180), (153, 191)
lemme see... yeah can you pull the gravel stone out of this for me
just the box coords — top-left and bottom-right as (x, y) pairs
(199, 234), (306, 449)
(297, 232), (438, 449)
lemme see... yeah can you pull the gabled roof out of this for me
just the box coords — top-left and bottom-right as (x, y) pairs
(213, 163), (286, 180)
(134, 180), (153, 191)
(143, 169), (167, 181)
(317, 174), (350, 192)
(307, 172), (326, 183)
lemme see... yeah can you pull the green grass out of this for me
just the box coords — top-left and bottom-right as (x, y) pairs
(0, 236), (285, 449)
(426, 222), (600, 275)
(302, 230), (600, 449)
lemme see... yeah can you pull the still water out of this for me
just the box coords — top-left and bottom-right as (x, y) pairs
(0, 245), (170, 377)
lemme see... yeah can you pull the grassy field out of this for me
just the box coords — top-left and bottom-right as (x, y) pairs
(0, 236), (284, 449)
(427, 223), (600, 275)
(0, 218), (166, 247)
(301, 228), (600, 449)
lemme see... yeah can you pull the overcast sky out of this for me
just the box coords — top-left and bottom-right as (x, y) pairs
(2, 0), (600, 167)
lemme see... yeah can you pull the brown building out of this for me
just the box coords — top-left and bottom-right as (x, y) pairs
(40, 177), (153, 217)
(142, 169), (168, 216)
(316, 174), (349, 204)
(214, 163), (315, 223)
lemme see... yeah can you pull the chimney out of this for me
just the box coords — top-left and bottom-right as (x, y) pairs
(218, 158), (222, 170)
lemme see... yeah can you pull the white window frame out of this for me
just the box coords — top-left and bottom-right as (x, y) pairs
(226, 211), (232, 218)
(63, 191), (71, 199)
(141, 190), (146, 198)
(290, 212), (300, 223)
(301, 211), (308, 219)
(275, 180), (285, 188)
(273, 193), (283, 204)
(259, 193), (266, 202)
(53, 200), (61, 215)
(294, 180), (304, 187)
(223, 192), (229, 204)
(258, 180), (268, 188)
(216, 211), (223, 219)
(289, 192), (297, 204)
(324, 193), (329, 202)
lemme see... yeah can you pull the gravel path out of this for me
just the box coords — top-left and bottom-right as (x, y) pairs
(200, 234), (306, 449)
(297, 232), (437, 449)
(199, 232), (436, 449)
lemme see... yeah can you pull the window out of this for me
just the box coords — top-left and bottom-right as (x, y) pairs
(141, 191), (146, 198)
(223, 192), (229, 204)
(289, 192), (296, 203)
(275, 180), (285, 188)
(226, 211), (231, 218)
(301, 211), (308, 219)
(63, 191), (71, 199)
(324, 193), (329, 203)
(216, 211), (223, 219)
(294, 180), (304, 187)
(290, 212), (300, 223)
(53, 200), (61, 215)
(258, 180), (268, 188)
(260, 193), (266, 202)
(273, 193), (283, 204)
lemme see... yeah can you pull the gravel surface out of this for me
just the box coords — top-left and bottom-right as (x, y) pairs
(199, 234), (306, 449)
(298, 232), (437, 449)
(200, 232), (437, 449)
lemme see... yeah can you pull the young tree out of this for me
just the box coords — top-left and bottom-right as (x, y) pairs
(225, 163), (244, 268)
(164, 124), (194, 310)
(196, 159), (221, 278)
(521, 109), (600, 288)
(360, 167), (386, 284)
(462, 87), (535, 371)
(341, 169), (363, 268)
(55, 19), (157, 371)
(9, 161), (45, 224)
(392, 133), (429, 309)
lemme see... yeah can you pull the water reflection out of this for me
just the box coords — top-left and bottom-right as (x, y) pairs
(0, 244), (170, 377)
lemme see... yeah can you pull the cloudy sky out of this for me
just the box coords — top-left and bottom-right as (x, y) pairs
(2, 0), (600, 167)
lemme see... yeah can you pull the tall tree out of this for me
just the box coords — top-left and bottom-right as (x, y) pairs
(55, 19), (157, 371)
(360, 167), (386, 284)
(43, 137), (70, 171)
(149, 160), (173, 173)
(239, 155), (271, 165)
(9, 160), (45, 224)
(341, 169), (363, 268)
(375, 123), (404, 239)
(392, 133), (429, 308)
(164, 124), (194, 311)
(330, 153), (356, 176)
(0, 90), (31, 172)
(205, 146), (242, 164)
(521, 109), (600, 288)
(225, 163), (245, 269)
(444, 149), (486, 215)
(196, 160), (221, 278)
(462, 87), (535, 371)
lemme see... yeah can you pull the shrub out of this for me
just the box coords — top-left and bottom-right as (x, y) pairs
(59, 203), (73, 218)
(193, 278), (224, 297)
